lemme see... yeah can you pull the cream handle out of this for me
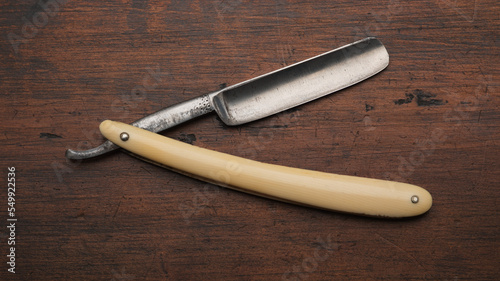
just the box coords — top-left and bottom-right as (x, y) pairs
(99, 120), (432, 217)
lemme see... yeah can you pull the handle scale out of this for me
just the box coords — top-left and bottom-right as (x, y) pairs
(100, 120), (432, 218)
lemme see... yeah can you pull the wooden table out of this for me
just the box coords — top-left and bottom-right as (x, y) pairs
(1, 1), (498, 280)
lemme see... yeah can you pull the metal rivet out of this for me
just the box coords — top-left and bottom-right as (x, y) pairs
(120, 132), (129, 141)
(411, 195), (419, 204)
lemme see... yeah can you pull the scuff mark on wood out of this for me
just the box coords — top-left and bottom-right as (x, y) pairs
(414, 89), (446, 106)
(394, 93), (414, 105)
(393, 89), (447, 106)
(177, 133), (197, 144)
(40, 133), (62, 139)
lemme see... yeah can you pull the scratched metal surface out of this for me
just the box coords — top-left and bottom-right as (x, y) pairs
(0, 0), (499, 280)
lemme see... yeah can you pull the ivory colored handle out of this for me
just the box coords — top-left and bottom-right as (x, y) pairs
(99, 120), (432, 217)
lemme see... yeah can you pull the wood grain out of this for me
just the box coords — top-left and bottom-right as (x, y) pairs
(0, 0), (498, 280)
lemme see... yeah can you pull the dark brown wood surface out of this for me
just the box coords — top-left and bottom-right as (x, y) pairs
(1, 0), (498, 280)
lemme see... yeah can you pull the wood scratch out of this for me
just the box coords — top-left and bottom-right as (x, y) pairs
(112, 200), (122, 220)
(376, 233), (430, 277)
(275, 2), (286, 65)
(474, 139), (490, 188)
(141, 165), (152, 175)
(367, 144), (377, 174)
